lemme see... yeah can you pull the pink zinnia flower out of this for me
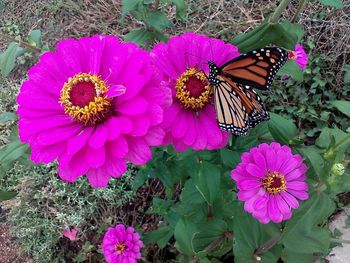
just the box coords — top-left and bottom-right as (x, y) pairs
(102, 224), (143, 263)
(231, 142), (309, 224)
(288, 44), (308, 70)
(17, 35), (170, 188)
(151, 32), (240, 151)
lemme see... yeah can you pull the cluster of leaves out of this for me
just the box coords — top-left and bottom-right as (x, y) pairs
(122, 0), (187, 47)
(6, 163), (136, 263)
(268, 39), (350, 138)
(140, 115), (349, 262)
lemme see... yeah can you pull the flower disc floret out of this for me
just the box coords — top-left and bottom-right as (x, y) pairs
(175, 68), (211, 110)
(60, 73), (112, 125)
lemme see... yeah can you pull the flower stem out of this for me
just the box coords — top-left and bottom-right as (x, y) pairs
(269, 0), (293, 24)
(0, 33), (42, 53)
(254, 235), (282, 257)
(331, 238), (350, 244)
(291, 0), (306, 22)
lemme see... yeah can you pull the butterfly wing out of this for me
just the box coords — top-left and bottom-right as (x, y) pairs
(213, 75), (269, 136)
(220, 47), (288, 90)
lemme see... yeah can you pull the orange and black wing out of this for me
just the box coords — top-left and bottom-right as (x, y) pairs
(220, 47), (288, 90)
(213, 75), (269, 136)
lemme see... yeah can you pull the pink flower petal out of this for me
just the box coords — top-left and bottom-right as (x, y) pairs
(287, 181), (308, 191)
(246, 163), (265, 178)
(268, 196), (283, 223)
(281, 191), (299, 209)
(287, 189), (309, 200)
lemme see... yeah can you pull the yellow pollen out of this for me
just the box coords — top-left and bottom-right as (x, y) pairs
(115, 243), (127, 255)
(175, 68), (212, 111)
(262, 171), (287, 195)
(59, 73), (112, 126)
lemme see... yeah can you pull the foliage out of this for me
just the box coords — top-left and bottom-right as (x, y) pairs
(7, 164), (136, 263)
(122, 0), (187, 47)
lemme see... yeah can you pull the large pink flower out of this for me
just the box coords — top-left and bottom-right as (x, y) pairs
(102, 224), (143, 263)
(151, 32), (239, 151)
(231, 142), (309, 224)
(17, 35), (170, 188)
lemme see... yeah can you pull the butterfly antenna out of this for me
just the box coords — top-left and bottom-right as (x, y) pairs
(209, 38), (214, 62)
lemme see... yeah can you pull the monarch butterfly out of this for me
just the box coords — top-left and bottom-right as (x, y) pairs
(208, 47), (288, 136)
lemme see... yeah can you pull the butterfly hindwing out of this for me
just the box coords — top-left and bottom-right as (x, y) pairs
(213, 75), (268, 136)
(220, 47), (288, 90)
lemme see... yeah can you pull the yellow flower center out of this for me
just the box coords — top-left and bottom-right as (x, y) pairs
(175, 68), (211, 111)
(115, 243), (127, 255)
(60, 73), (112, 126)
(262, 171), (287, 195)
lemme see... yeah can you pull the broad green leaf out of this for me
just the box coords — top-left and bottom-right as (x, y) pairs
(193, 219), (228, 252)
(220, 148), (241, 168)
(330, 100), (350, 117)
(193, 162), (221, 205)
(233, 202), (280, 263)
(28, 29), (42, 47)
(0, 112), (17, 123)
(144, 11), (173, 32)
(318, 0), (344, 9)
(171, 0), (187, 21)
(174, 218), (199, 256)
(181, 179), (206, 205)
(282, 249), (313, 263)
(282, 193), (335, 254)
(231, 20), (301, 53)
(121, 0), (141, 22)
(299, 146), (325, 180)
(124, 29), (153, 46)
(278, 60), (304, 82)
(0, 189), (17, 202)
(0, 42), (19, 77)
(268, 112), (298, 144)
(143, 225), (173, 248)
(343, 64), (350, 83)
(0, 140), (29, 163)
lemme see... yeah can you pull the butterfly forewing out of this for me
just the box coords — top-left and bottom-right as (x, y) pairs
(221, 47), (288, 90)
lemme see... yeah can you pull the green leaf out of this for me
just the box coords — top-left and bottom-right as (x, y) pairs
(278, 60), (304, 82)
(220, 148), (241, 168)
(0, 112), (17, 123)
(318, 0), (344, 9)
(28, 29), (42, 47)
(282, 192), (335, 254)
(0, 42), (19, 77)
(143, 225), (173, 248)
(231, 20), (302, 53)
(0, 140), (29, 175)
(144, 11), (173, 32)
(174, 218), (199, 256)
(124, 29), (153, 46)
(343, 64), (350, 83)
(171, 0), (187, 21)
(330, 100), (350, 117)
(193, 162), (221, 205)
(233, 202), (279, 263)
(299, 146), (325, 180)
(0, 189), (17, 202)
(282, 249), (313, 263)
(268, 112), (298, 144)
(181, 179), (206, 205)
(121, 0), (141, 22)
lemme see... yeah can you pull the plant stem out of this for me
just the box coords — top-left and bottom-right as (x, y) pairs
(205, 232), (233, 253)
(269, 0), (293, 24)
(0, 33), (42, 53)
(254, 235), (282, 257)
(292, 0), (306, 22)
(331, 238), (350, 244)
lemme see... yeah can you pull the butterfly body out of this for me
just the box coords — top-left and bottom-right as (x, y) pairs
(208, 47), (288, 136)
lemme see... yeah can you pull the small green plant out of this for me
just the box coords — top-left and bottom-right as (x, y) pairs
(7, 163), (136, 263)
